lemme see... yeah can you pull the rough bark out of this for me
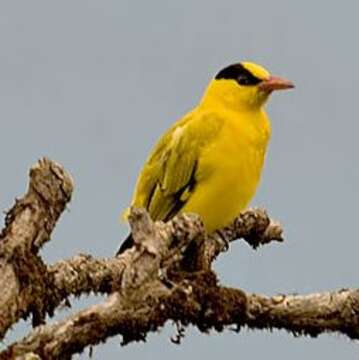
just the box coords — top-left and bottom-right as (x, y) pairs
(0, 159), (73, 338)
(2, 273), (359, 360)
(0, 158), (357, 360)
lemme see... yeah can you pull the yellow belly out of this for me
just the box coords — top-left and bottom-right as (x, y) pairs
(181, 113), (269, 233)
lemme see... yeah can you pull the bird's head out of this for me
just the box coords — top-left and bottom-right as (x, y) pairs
(201, 61), (294, 111)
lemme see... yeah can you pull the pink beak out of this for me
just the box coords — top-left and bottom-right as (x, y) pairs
(259, 76), (295, 92)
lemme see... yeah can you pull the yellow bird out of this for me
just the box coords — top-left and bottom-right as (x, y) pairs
(117, 61), (293, 254)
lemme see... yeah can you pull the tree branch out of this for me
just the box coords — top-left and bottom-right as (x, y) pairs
(2, 272), (359, 360)
(246, 287), (359, 339)
(0, 158), (357, 360)
(0, 158), (73, 339)
(0, 158), (280, 342)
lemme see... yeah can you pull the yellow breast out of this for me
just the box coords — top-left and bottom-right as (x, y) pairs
(181, 108), (271, 233)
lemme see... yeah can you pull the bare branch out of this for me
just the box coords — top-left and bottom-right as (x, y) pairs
(2, 271), (359, 360)
(0, 158), (73, 339)
(0, 156), (280, 343)
(48, 207), (282, 304)
(181, 208), (283, 271)
(1, 158), (357, 360)
(246, 288), (359, 338)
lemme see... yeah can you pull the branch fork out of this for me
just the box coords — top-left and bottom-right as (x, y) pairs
(0, 158), (356, 360)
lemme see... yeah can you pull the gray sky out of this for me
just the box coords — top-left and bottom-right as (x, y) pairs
(1, 0), (358, 358)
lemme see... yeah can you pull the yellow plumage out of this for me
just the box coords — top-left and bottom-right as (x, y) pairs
(120, 62), (293, 250)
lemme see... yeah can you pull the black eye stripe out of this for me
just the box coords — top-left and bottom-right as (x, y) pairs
(215, 63), (262, 86)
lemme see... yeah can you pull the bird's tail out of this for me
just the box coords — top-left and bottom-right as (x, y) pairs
(115, 233), (134, 256)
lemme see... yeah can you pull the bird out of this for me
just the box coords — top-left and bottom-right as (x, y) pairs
(117, 61), (294, 255)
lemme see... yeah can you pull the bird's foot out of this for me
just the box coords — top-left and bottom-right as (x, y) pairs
(214, 229), (230, 251)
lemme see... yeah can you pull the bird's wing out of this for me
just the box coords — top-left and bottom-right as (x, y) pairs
(130, 111), (223, 221)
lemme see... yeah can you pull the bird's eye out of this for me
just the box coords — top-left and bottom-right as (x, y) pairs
(236, 74), (261, 86)
(237, 75), (251, 85)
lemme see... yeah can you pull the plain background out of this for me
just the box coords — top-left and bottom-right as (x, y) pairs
(1, 1), (358, 358)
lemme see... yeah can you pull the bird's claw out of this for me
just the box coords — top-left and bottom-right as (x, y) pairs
(215, 229), (230, 251)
